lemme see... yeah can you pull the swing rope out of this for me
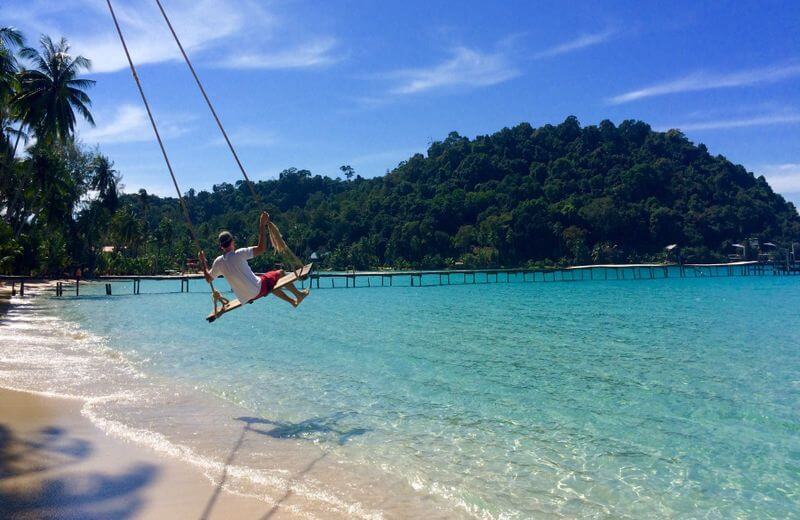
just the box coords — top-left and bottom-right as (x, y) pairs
(106, 0), (229, 315)
(153, 0), (303, 272)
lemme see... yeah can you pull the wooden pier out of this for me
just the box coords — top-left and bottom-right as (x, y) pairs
(305, 260), (794, 289)
(2, 259), (798, 298)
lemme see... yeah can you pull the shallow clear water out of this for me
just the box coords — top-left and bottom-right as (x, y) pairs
(3, 273), (799, 518)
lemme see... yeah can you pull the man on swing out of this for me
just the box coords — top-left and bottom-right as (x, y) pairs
(199, 211), (308, 308)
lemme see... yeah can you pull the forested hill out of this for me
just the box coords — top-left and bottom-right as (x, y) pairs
(125, 117), (800, 271)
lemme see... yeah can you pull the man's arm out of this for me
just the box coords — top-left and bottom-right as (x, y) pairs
(198, 250), (214, 283)
(252, 211), (270, 256)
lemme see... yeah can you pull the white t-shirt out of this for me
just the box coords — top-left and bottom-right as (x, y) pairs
(210, 247), (261, 302)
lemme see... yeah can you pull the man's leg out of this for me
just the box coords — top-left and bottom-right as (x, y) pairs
(271, 288), (298, 307)
(282, 282), (309, 304)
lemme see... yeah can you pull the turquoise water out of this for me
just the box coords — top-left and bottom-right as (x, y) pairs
(7, 273), (800, 518)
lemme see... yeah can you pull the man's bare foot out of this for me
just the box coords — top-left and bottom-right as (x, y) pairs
(294, 289), (310, 307)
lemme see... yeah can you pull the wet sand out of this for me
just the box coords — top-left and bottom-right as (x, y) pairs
(0, 387), (294, 519)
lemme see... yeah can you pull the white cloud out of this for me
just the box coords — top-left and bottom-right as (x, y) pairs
(657, 112), (800, 131)
(220, 38), (340, 69)
(534, 28), (617, 59)
(81, 104), (192, 144)
(758, 163), (800, 193)
(6, 0), (339, 74)
(609, 63), (800, 104)
(387, 47), (519, 95)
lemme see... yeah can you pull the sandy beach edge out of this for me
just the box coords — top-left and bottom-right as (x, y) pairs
(0, 387), (302, 519)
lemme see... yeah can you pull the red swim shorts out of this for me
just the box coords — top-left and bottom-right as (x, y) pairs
(257, 270), (282, 298)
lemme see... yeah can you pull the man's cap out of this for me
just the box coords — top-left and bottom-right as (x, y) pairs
(218, 231), (234, 247)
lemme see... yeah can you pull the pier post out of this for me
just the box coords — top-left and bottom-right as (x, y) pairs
(11, 282), (15, 296)
(76, 280), (80, 296)
(19, 280), (24, 297)
(106, 283), (112, 295)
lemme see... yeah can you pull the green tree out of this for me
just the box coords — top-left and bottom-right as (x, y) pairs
(90, 154), (120, 211)
(15, 35), (95, 144)
(110, 205), (143, 255)
(0, 26), (23, 103)
(340, 164), (355, 181)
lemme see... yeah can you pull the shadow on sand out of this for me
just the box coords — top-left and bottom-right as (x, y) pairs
(0, 423), (158, 520)
(199, 413), (370, 519)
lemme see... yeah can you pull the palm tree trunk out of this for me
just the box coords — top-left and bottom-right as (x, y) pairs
(7, 123), (27, 234)
(9, 121), (23, 159)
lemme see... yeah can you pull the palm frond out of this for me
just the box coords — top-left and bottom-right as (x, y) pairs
(18, 47), (49, 71)
(66, 78), (96, 90)
(71, 55), (92, 72)
(67, 87), (93, 105)
(0, 27), (24, 49)
(70, 99), (95, 126)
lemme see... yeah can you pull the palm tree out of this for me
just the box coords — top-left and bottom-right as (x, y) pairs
(0, 27), (25, 217)
(27, 144), (78, 231)
(111, 205), (142, 255)
(0, 105), (26, 157)
(0, 27), (23, 100)
(90, 154), (120, 211)
(15, 35), (95, 144)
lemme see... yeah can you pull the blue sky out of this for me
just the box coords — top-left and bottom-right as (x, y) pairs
(6, 0), (800, 205)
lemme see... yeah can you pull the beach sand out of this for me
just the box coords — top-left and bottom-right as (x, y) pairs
(0, 386), (298, 519)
